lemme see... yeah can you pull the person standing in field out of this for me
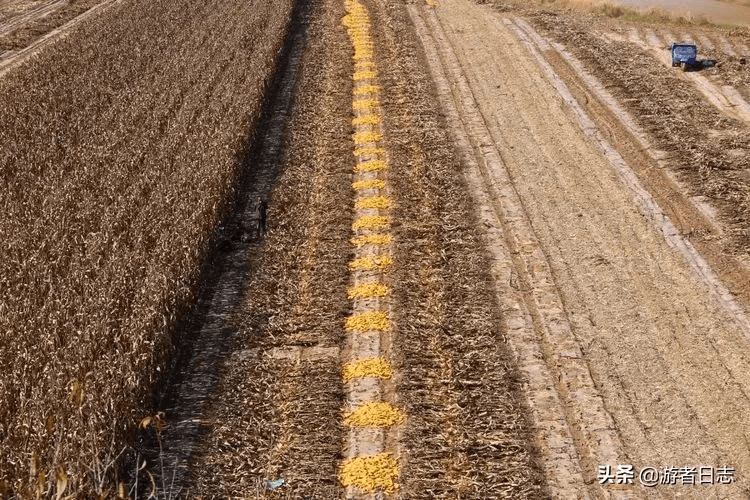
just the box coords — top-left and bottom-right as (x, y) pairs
(256, 196), (268, 240)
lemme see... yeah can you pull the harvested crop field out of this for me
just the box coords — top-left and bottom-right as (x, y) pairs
(4, 0), (750, 497)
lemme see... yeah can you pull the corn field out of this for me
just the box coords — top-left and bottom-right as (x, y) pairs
(0, 0), (293, 494)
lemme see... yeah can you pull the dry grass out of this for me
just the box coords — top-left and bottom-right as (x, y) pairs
(0, 0), (103, 52)
(0, 0), (293, 495)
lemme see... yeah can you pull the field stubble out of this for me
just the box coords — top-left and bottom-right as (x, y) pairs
(0, 0), (293, 495)
(522, 10), (750, 258)
(365, 0), (548, 496)
(185, 0), (353, 495)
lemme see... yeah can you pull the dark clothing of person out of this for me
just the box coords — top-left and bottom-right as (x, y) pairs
(257, 200), (268, 237)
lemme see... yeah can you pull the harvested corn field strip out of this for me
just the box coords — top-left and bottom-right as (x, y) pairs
(132, 0), (311, 490)
(185, 0), (353, 495)
(367, 0), (548, 496)
(10, 0), (743, 494)
(341, 0), (406, 496)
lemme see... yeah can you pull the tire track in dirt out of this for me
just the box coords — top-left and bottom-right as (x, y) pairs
(612, 27), (750, 124)
(535, 16), (750, 256)
(409, 5), (621, 499)
(412, 0), (750, 497)
(407, 7), (586, 498)
(512, 18), (750, 342)
(534, 28), (750, 314)
(367, 0), (547, 497)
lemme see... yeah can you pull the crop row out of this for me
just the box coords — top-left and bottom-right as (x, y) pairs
(339, 0), (403, 494)
(0, 0), (293, 495)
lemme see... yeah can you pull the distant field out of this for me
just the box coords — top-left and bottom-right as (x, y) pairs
(0, 0), (292, 495)
(516, 0), (719, 24)
(0, 0), (104, 55)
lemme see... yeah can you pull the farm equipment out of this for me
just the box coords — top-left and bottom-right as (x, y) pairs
(670, 42), (698, 71)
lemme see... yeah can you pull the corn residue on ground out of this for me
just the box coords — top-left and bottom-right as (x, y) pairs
(351, 234), (393, 247)
(355, 195), (392, 210)
(345, 311), (390, 332)
(342, 357), (393, 381)
(345, 402), (406, 427)
(353, 145), (384, 156)
(353, 131), (383, 144)
(352, 179), (387, 191)
(340, 0), (405, 494)
(353, 215), (390, 230)
(354, 159), (388, 173)
(339, 453), (400, 494)
(348, 255), (392, 271)
(347, 282), (389, 299)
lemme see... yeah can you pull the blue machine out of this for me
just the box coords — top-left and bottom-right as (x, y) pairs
(671, 43), (698, 70)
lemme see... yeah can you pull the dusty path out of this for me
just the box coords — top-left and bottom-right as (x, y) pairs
(411, 0), (750, 497)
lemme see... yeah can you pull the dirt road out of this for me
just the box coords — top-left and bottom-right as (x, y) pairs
(411, 0), (750, 497)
